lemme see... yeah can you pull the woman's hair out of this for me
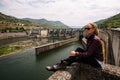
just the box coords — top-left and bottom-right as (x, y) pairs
(89, 23), (99, 36)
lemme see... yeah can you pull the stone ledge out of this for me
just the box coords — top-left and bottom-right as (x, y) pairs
(103, 64), (120, 77)
(48, 63), (120, 80)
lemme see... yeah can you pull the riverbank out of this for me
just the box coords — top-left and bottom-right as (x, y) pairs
(0, 40), (34, 58)
(0, 37), (76, 58)
(0, 47), (31, 58)
(0, 37), (58, 58)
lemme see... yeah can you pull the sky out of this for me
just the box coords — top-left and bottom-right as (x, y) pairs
(0, 0), (120, 27)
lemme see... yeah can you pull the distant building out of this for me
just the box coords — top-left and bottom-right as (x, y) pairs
(16, 23), (24, 26)
(41, 29), (48, 37)
(29, 27), (48, 37)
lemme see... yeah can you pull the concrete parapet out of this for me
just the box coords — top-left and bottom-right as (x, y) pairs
(35, 38), (78, 55)
(108, 30), (120, 66)
(99, 29), (120, 66)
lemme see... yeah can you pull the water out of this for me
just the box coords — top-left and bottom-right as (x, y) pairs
(0, 42), (81, 80)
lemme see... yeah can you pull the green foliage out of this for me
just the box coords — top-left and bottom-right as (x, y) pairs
(0, 12), (39, 30)
(0, 46), (22, 56)
(1, 27), (25, 32)
(23, 18), (69, 29)
(97, 13), (120, 28)
(0, 12), (69, 30)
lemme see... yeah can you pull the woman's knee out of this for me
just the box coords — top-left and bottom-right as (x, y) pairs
(70, 51), (76, 56)
(75, 47), (85, 52)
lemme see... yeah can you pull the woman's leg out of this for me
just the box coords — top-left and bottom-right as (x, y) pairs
(79, 57), (102, 68)
(63, 47), (85, 65)
(75, 47), (85, 52)
(46, 47), (86, 71)
(75, 47), (102, 68)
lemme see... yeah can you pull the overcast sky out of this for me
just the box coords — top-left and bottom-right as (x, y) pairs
(0, 0), (120, 27)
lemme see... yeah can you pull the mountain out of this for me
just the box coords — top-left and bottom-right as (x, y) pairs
(22, 18), (69, 29)
(96, 13), (120, 28)
(95, 19), (107, 24)
(0, 12), (38, 29)
(0, 12), (69, 31)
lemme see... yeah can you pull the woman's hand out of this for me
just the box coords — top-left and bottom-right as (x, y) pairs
(70, 51), (76, 56)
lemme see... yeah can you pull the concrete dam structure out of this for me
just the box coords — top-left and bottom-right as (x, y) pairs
(99, 29), (120, 66)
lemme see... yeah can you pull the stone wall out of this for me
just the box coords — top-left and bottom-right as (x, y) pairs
(48, 63), (120, 80)
(0, 32), (27, 40)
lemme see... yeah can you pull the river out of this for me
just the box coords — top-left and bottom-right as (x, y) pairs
(0, 42), (81, 80)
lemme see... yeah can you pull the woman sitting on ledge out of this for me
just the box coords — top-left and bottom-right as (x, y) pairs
(46, 23), (103, 71)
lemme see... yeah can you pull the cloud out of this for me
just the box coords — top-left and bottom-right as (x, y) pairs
(0, 0), (120, 27)
(0, 1), (4, 8)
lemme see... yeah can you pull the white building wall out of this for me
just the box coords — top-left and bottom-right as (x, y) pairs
(41, 30), (48, 37)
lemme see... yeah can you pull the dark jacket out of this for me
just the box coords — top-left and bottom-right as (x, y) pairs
(76, 34), (103, 61)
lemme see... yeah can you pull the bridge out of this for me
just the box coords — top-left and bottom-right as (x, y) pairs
(35, 28), (120, 80)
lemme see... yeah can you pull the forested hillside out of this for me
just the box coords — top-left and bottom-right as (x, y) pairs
(96, 13), (120, 28)
(0, 12), (38, 27)
(0, 12), (69, 33)
(22, 18), (69, 29)
(0, 12), (39, 32)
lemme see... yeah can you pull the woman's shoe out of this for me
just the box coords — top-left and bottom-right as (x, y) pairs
(53, 61), (68, 70)
(46, 66), (56, 71)
(46, 60), (68, 71)
(53, 63), (66, 70)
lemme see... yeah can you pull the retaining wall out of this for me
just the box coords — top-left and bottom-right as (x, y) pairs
(0, 32), (27, 40)
(35, 38), (78, 56)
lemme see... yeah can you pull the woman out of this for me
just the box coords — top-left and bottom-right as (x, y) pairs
(46, 23), (103, 71)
